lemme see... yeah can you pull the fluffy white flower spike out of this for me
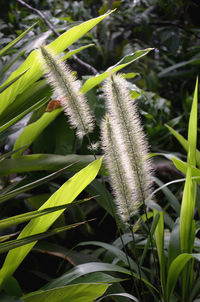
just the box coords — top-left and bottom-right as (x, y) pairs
(39, 45), (94, 138)
(101, 74), (153, 225)
(101, 115), (140, 224)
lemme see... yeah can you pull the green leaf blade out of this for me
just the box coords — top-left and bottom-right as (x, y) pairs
(0, 157), (102, 288)
(80, 48), (153, 94)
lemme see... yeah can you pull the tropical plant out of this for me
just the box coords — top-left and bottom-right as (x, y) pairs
(0, 3), (200, 302)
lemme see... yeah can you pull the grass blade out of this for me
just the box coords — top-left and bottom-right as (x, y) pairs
(0, 221), (89, 254)
(0, 157), (102, 287)
(0, 97), (48, 134)
(12, 108), (63, 158)
(166, 124), (200, 168)
(0, 199), (92, 230)
(80, 48), (153, 94)
(0, 70), (29, 94)
(0, 22), (38, 58)
(0, 11), (114, 115)
(23, 283), (110, 302)
(153, 209), (166, 295)
(0, 154), (105, 176)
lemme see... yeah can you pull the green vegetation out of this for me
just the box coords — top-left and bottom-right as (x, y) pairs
(0, 1), (200, 301)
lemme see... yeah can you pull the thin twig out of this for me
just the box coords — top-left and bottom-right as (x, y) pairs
(16, 0), (99, 75)
(17, 0), (59, 36)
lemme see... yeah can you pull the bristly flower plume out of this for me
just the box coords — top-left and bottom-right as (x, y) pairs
(101, 115), (140, 224)
(101, 74), (153, 225)
(39, 45), (94, 138)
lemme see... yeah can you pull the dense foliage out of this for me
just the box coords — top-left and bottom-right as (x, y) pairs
(0, 1), (200, 301)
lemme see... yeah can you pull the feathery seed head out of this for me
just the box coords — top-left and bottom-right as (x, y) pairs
(103, 73), (153, 203)
(39, 45), (94, 138)
(101, 74), (153, 225)
(101, 115), (140, 225)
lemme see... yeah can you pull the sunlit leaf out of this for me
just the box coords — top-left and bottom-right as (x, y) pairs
(80, 48), (153, 93)
(0, 157), (102, 287)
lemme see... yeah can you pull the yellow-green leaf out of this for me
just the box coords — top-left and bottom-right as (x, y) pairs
(0, 157), (102, 288)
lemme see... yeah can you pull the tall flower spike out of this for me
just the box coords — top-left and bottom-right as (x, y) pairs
(102, 74), (153, 220)
(39, 45), (94, 138)
(101, 115), (139, 224)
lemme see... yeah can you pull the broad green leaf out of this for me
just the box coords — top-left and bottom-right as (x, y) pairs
(153, 209), (165, 294)
(0, 22), (38, 58)
(43, 262), (156, 292)
(0, 221), (89, 254)
(166, 124), (200, 168)
(0, 79), (52, 127)
(80, 48), (153, 94)
(68, 272), (123, 285)
(0, 11), (114, 114)
(23, 283), (110, 302)
(0, 154), (105, 176)
(0, 157), (102, 287)
(0, 97), (48, 134)
(166, 253), (192, 302)
(12, 108), (63, 158)
(78, 241), (138, 273)
(170, 157), (200, 179)
(3, 276), (22, 297)
(165, 253), (200, 302)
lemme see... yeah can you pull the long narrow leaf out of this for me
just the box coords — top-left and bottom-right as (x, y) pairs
(165, 253), (200, 302)
(43, 262), (156, 291)
(153, 209), (165, 294)
(188, 78), (198, 167)
(80, 48), (153, 94)
(0, 157), (102, 287)
(0, 70), (29, 94)
(78, 241), (138, 273)
(0, 22), (38, 58)
(0, 97), (48, 134)
(0, 11), (114, 114)
(166, 124), (200, 168)
(62, 44), (94, 61)
(23, 283), (110, 302)
(0, 164), (76, 204)
(0, 221), (89, 254)
(170, 157), (200, 179)
(0, 197), (93, 229)
(0, 154), (105, 176)
(12, 108), (63, 158)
